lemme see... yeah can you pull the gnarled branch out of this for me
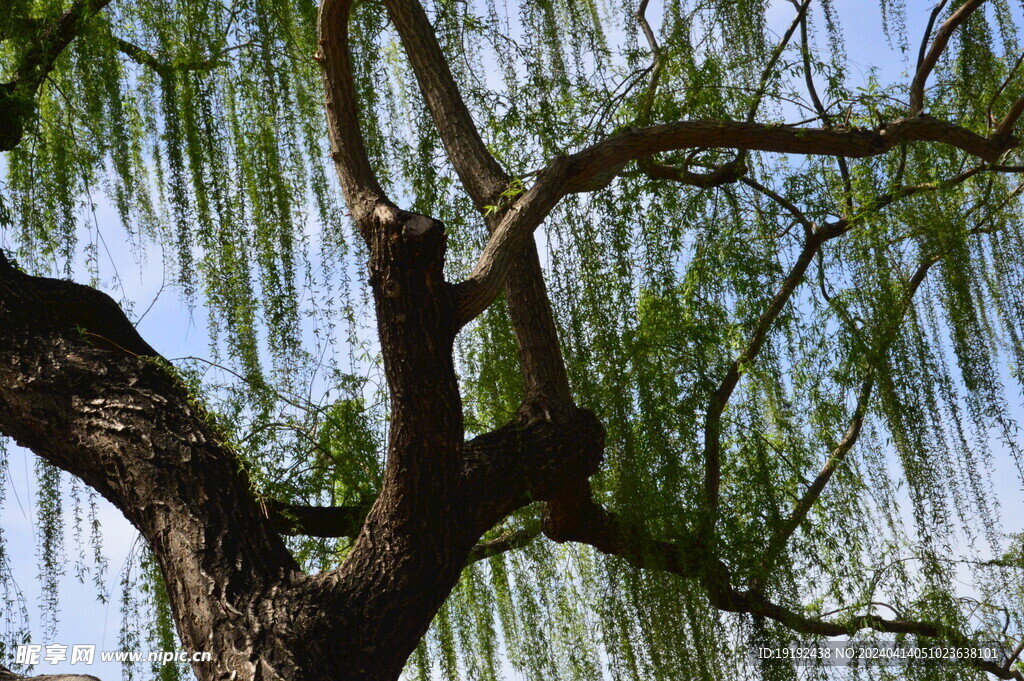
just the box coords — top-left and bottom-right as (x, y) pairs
(542, 492), (1022, 681)
(381, 0), (575, 409)
(0, 252), (303, 679)
(454, 115), (1017, 331)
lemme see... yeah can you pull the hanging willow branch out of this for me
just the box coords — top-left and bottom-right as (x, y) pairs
(3, 0), (1024, 679)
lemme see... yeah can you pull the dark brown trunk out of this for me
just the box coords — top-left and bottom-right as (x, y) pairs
(0, 222), (603, 681)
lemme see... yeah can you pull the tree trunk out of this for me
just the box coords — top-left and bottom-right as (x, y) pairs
(0, 2), (608, 676)
(0, 219), (603, 681)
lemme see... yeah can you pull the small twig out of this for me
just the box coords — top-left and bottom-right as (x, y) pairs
(746, 0), (812, 123)
(791, 0), (854, 213)
(986, 50), (1024, 127)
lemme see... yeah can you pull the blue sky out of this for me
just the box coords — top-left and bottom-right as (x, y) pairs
(2, 0), (1024, 679)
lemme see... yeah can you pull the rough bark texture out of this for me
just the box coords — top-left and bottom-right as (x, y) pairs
(0, 665), (100, 681)
(0, 225), (603, 681)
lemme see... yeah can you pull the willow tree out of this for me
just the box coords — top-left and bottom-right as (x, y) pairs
(2, 0), (1024, 678)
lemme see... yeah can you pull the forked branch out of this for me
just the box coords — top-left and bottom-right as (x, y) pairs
(792, 0), (855, 212)
(753, 198), (1015, 590)
(701, 228), (832, 539)
(457, 115), (1016, 329)
(10, 0), (116, 92)
(634, 0), (811, 190)
(754, 372), (874, 588)
(910, 0), (988, 116)
(452, 159), (572, 326)
(543, 488), (1022, 680)
(378, 0), (576, 410)
(114, 37), (236, 77)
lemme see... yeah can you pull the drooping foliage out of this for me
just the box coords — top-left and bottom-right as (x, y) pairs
(2, 0), (1024, 679)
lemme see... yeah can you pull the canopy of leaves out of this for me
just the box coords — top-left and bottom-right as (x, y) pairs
(3, 0), (1024, 679)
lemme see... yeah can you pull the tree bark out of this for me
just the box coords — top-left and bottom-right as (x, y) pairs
(4, 0), (1024, 675)
(0, 217), (603, 681)
(1, 665), (101, 681)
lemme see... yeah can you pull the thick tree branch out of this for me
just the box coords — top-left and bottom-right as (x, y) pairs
(910, 0), (987, 116)
(318, 0), (391, 224)
(0, 252), (307, 679)
(543, 490), (705, 577)
(263, 498), (371, 538)
(452, 159), (572, 327)
(500, 244), (576, 407)
(1, 0), (116, 150)
(381, 0), (509, 207)
(459, 407), (606, 534)
(0, 251), (159, 358)
(263, 404), (604, 543)
(543, 493), (1022, 680)
(373, 0), (573, 411)
(455, 116), (1015, 329)
(382, 0), (576, 411)
(567, 117), (1009, 187)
